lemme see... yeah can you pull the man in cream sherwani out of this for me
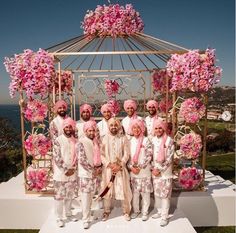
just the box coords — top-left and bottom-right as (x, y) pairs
(100, 117), (132, 221)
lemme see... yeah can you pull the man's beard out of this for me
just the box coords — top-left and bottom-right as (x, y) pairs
(58, 111), (66, 117)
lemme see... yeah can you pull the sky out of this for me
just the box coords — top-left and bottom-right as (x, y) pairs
(0, 0), (235, 104)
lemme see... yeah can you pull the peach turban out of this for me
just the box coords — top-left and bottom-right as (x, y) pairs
(146, 100), (158, 111)
(101, 103), (113, 115)
(54, 100), (68, 113)
(123, 99), (137, 112)
(80, 104), (92, 115)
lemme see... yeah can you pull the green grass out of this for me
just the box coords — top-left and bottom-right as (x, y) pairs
(205, 153), (235, 183)
(195, 226), (235, 233)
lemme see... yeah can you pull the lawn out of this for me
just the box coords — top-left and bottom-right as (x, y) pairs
(206, 152), (235, 183)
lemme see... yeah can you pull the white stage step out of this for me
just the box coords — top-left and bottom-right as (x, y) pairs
(39, 208), (196, 233)
(0, 171), (235, 229)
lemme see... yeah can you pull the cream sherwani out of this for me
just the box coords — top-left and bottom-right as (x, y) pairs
(77, 137), (100, 223)
(97, 118), (109, 139)
(128, 137), (153, 215)
(151, 136), (174, 220)
(101, 133), (132, 214)
(76, 120), (86, 139)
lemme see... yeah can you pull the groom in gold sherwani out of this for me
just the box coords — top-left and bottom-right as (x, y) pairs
(100, 117), (132, 221)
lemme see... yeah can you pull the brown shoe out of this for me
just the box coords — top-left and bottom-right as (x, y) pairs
(102, 212), (110, 221)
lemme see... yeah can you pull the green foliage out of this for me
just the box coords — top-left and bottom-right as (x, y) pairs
(195, 226), (235, 233)
(206, 153), (235, 183)
(0, 118), (22, 183)
(207, 130), (235, 153)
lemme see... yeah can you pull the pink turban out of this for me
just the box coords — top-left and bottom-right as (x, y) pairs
(152, 118), (167, 163)
(123, 99), (137, 112)
(83, 120), (97, 133)
(101, 103), (113, 115)
(62, 117), (76, 129)
(80, 104), (92, 115)
(146, 100), (158, 111)
(54, 100), (68, 113)
(130, 119), (145, 135)
(83, 120), (101, 166)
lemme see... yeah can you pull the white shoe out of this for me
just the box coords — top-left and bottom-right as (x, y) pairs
(83, 222), (89, 229)
(152, 212), (161, 219)
(67, 215), (78, 222)
(124, 214), (131, 221)
(56, 219), (64, 227)
(142, 214), (148, 221)
(131, 212), (140, 219)
(160, 218), (169, 227)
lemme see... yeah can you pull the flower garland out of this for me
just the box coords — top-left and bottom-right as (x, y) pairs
(24, 134), (51, 157)
(81, 4), (144, 38)
(152, 69), (171, 93)
(107, 99), (120, 116)
(178, 167), (202, 190)
(27, 168), (48, 191)
(179, 97), (206, 124)
(104, 79), (120, 98)
(55, 70), (73, 94)
(166, 49), (222, 92)
(179, 133), (202, 159)
(23, 100), (48, 122)
(4, 48), (55, 98)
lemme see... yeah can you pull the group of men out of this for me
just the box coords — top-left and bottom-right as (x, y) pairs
(49, 99), (174, 229)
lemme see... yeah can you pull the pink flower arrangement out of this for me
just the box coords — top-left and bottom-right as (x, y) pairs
(159, 98), (173, 113)
(107, 99), (120, 116)
(81, 4), (144, 38)
(179, 97), (206, 124)
(55, 70), (73, 94)
(4, 49), (55, 98)
(27, 168), (48, 191)
(104, 79), (120, 98)
(179, 133), (202, 159)
(23, 100), (48, 122)
(166, 49), (222, 92)
(152, 69), (171, 93)
(24, 134), (51, 157)
(179, 167), (202, 190)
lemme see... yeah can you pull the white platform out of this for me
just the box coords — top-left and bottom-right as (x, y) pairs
(39, 208), (196, 233)
(0, 171), (235, 229)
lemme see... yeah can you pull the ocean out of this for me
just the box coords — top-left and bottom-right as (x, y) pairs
(0, 105), (21, 132)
